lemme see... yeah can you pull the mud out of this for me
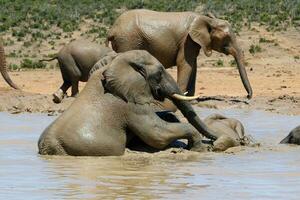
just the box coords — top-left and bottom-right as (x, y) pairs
(0, 26), (299, 115)
(1, 109), (300, 199)
(0, 88), (299, 116)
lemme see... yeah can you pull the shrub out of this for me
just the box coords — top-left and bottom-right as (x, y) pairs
(249, 44), (262, 54)
(20, 58), (46, 69)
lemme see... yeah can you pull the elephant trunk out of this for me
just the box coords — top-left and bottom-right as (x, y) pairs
(0, 40), (20, 89)
(160, 71), (217, 140)
(172, 99), (217, 140)
(229, 44), (252, 99)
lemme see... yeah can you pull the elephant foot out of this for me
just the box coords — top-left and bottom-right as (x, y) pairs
(52, 89), (65, 104)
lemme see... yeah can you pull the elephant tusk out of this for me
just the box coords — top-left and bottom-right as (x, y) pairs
(183, 91), (188, 95)
(172, 93), (200, 101)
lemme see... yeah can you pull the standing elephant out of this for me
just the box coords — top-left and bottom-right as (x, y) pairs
(0, 38), (19, 89)
(280, 126), (300, 144)
(204, 114), (252, 151)
(40, 39), (113, 103)
(106, 9), (253, 98)
(38, 50), (219, 156)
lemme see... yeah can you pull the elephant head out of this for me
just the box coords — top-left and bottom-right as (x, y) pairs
(101, 50), (217, 140)
(189, 15), (253, 99)
(280, 126), (300, 144)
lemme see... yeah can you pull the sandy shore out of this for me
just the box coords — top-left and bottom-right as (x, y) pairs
(0, 26), (299, 115)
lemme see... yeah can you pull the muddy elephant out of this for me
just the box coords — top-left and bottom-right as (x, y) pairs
(40, 39), (113, 103)
(106, 9), (253, 98)
(204, 114), (251, 151)
(0, 38), (19, 89)
(280, 126), (300, 145)
(38, 50), (219, 156)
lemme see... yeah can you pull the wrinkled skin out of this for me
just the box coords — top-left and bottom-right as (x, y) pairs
(38, 50), (219, 156)
(280, 126), (300, 145)
(204, 114), (251, 151)
(0, 38), (19, 89)
(107, 9), (253, 99)
(40, 39), (112, 103)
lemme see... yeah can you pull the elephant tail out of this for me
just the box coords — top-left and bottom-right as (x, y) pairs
(39, 56), (58, 62)
(0, 42), (20, 89)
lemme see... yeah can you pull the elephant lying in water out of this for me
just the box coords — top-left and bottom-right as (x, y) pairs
(280, 126), (300, 144)
(40, 39), (112, 103)
(38, 50), (219, 156)
(204, 114), (252, 151)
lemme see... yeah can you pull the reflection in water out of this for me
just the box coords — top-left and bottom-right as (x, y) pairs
(0, 109), (300, 199)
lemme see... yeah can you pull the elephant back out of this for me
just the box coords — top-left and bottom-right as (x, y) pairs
(89, 52), (118, 77)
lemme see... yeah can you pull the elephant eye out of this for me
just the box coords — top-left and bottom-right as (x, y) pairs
(156, 70), (162, 82)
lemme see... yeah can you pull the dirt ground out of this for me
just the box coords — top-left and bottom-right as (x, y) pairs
(0, 26), (299, 115)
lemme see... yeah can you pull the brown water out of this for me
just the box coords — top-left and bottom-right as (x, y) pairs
(1, 108), (300, 200)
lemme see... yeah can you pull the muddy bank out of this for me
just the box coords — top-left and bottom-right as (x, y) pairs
(0, 89), (73, 115)
(195, 94), (300, 115)
(0, 88), (299, 115)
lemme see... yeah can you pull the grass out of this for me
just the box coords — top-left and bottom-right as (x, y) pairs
(201, 0), (300, 32)
(0, 0), (299, 69)
(20, 59), (46, 69)
(249, 44), (262, 54)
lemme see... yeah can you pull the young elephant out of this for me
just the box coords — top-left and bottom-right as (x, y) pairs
(204, 114), (250, 151)
(106, 9), (252, 98)
(280, 126), (300, 145)
(40, 39), (112, 103)
(38, 50), (219, 156)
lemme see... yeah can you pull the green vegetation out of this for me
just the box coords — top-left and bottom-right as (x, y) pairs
(229, 60), (237, 67)
(249, 44), (262, 54)
(216, 59), (224, 67)
(0, 0), (299, 69)
(1, 0), (299, 35)
(20, 59), (46, 69)
(259, 37), (275, 43)
(201, 0), (300, 32)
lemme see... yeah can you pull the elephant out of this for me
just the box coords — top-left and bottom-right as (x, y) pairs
(38, 50), (220, 156)
(0, 38), (19, 89)
(280, 126), (300, 145)
(203, 114), (252, 151)
(106, 9), (253, 99)
(40, 39), (113, 103)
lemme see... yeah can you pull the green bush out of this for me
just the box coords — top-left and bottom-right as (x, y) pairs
(249, 44), (262, 54)
(201, 0), (300, 32)
(9, 63), (20, 70)
(20, 58), (46, 69)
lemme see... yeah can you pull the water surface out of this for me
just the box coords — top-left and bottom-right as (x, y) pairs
(0, 109), (300, 200)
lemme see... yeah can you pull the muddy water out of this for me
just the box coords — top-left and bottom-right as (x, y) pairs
(0, 109), (300, 200)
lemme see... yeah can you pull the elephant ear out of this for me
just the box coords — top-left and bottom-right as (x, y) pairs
(189, 16), (213, 57)
(102, 55), (153, 104)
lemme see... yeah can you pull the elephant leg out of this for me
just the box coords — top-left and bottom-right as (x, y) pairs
(176, 36), (200, 96)
(53, 60), (72, 103)
(53, 82), (71, 103)
(71, 80), (79, 97)
(58, 55), (82, 98)
(127, 110), (206, 152)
